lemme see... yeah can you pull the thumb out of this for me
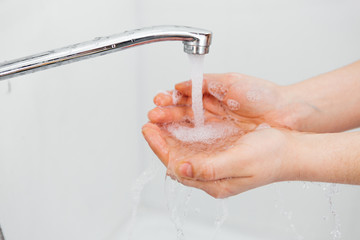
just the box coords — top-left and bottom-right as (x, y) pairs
(174, 147), (245, 181)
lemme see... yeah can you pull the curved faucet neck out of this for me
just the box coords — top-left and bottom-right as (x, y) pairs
(0, 25), (212, 81)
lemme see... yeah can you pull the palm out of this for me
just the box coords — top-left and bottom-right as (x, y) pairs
(142, 119), (287, 198)
(143, 112), (255, 168)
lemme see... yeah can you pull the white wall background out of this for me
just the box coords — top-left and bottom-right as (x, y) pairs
(0, 0), (360, 240)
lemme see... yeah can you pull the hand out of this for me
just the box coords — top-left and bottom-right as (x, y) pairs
(142, 122), (297, 198)
(144, 72), (296, 198)
(143, 68), (360, 198)
(149, 73), (299, 130)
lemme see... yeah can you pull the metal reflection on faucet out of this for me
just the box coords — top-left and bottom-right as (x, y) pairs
(0, 26), (212, 81)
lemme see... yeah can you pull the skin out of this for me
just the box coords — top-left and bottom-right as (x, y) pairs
(142, 60), (360, 198)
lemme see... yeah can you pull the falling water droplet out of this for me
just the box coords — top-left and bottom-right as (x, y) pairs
(302, 182), (310, 190)
(212, 199), (228, 240)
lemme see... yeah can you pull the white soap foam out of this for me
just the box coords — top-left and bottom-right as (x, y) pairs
(172, 89), (182, 105)
(226, 99), (240, 111)
(167, 122), (240, 144)
(208, 81), (228, 101)
(188, 54), (205, 127)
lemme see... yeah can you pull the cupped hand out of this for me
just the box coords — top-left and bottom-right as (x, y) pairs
(149, 73), (297, 129)
(143, 73), (305, 198)
(142, 121), (298, 198)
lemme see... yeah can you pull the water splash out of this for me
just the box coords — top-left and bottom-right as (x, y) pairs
(302, 181), (310, 190)
(321, 183), (341, 240)
(165, 177), (193, 240)
(274, 183), (304, 240)
(212, 199), (228, 240)
(164, 178), (230, 240)
(127, 163), (160, 240)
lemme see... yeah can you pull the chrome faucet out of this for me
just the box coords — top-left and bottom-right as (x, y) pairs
(0, 25), (212, 81)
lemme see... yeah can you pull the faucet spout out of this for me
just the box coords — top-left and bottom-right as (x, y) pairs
(0, 25), (212, 81)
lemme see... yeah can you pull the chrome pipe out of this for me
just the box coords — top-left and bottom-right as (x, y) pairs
(0, 25), (212, 81)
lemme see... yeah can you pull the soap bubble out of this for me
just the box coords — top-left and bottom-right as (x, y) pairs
(172, 89), (182, 105)
(167, 121), (240, 145)
(226, 99), (240, 111)
(208, 81), (228, 101)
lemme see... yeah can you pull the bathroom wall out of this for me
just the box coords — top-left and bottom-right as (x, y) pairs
(1, 0), (360, 240)
(0, 0), (141, 239)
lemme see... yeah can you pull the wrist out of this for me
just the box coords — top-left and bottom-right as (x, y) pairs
(289, 132), (324, 182)
(276, 130), (309, 182)
(277, 84), (318, 132)
(283, 131), (360, 184)
(277, 130), (334, 182)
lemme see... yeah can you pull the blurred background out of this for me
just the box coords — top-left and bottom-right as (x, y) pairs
(0, 0), (360, 239)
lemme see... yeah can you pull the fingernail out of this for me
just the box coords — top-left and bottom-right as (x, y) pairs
(179, 163), (193, 178)
(154, 96), (162, 105)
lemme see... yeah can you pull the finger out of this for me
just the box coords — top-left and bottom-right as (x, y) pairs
(174, 146), (252, 181)
(175, 73), (234, 97)
(174, 80), (192, 96)
(176, 158), (226, 181)
(148, 105), (219, 124)
(180, 178), (231, 198)
(142, 123), (169, 166)
(153, 91), (172, 106)
(148, 106), (192, 123)
(203, 95), (227, 116)
(175, 74), (226, 96)
(153, 90), (189, 106)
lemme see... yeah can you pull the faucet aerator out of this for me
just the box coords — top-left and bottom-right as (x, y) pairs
(183, 44), (210, 55)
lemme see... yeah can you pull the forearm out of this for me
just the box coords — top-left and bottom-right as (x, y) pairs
(283, 60), (360, 133)
(287, 131), (360, 184)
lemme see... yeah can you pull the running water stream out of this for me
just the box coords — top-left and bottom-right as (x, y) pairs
(189, 55), (205, 127)
(164, 54), (230, 240)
